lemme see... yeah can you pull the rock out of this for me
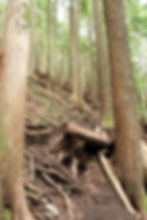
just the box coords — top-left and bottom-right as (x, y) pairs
(42, 198), (59, 219)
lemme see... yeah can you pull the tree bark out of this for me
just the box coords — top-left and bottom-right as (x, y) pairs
(87, 19), (98, 106)
(46, 0), (52, 77)
(50, 0), (58, 83)
(93, 0), (112, 118)
(29, 0), (36, 76)
(69, 0), (83, 109)
(103, 0), (146, 213)
(0, 0), (34, 219)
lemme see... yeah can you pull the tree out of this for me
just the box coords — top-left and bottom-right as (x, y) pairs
(50, 0), (58, 82)
(93, 0), (112, 119)
(69, 0), (83, 109)
(45, 0), (52, 77)
(0, 0), (34, 219)
(103, 0), (146, 213)
(87, 19), (97, 105)
(29, 0), (36, 75)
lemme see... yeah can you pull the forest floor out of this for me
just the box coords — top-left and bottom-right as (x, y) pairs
(25, 75), (138, 220)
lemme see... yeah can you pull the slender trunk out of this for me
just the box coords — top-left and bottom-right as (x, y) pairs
(0, 0), (33, 219)
(103, 0), (146, 213)
(69, 0), (83, 109)
(93, 0), (111, 118)
(50, 0), (58, 83)
(87, 19), (97, 106)
(29, 0), (36, 75)
(46, 0), (52, 77)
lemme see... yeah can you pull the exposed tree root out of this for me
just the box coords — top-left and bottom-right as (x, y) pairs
(41, 173), (74, 220)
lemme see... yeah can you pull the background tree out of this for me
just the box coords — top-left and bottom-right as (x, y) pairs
(93, 0), (112, 119)
(50, 0), (58, 82)
(29, 0), (36, 75)
(69, 0), (83, 109)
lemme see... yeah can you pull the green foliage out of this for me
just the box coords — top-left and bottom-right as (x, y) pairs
(80, 0), (91, 18)
(103, 115), (114, 128)
(81, 36), (89, 53)
(126, 0), (147, 37)
(124, 0), (147, 118)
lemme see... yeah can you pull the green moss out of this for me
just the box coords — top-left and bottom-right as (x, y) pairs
(4, 208), (13, 220)
(138, 103), (147, 121)
(25, 188), (36, 196)
(103, 115), (114, 128)
(142, 193), (147, 211)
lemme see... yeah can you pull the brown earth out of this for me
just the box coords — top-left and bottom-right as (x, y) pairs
(25, 76), (137, 220)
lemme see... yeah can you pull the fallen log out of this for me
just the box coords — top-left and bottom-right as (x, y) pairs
(64, 123), (147, 184)
(64, 123), (112, 146)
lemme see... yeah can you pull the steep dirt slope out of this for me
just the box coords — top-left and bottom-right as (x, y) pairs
(25, 76), (137, 220)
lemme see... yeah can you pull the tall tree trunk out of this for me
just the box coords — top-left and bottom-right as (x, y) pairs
(46, 0), (52, 77)
(69, 0), (83, 109)
(103, 0), (146, 213)
(50, 0), (58, 83)
(87, 19), (98, 106)
(0, 0), (33, 219)
(29, 0), (36, 75)
(93, 0), (112, 118)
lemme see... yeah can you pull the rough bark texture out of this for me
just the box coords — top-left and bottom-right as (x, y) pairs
(93, 0), (112, 118)
(0, 0), (34, 219)
(103, 0), (146, 213)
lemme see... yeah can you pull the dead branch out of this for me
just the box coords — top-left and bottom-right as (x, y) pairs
(26, 128), (52, 136)
(98, 152), (140, 218)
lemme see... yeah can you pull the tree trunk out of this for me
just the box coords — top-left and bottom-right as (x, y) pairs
(46, 0), (52, 77)
(87, 19), (98, 106)
(103, 0), (146, 213)
(50, 0), (58, 83)
(29, 0), (36, 76)
(69, 0), (83, 109)
(93, 0), (112, 118)
(0, 0), (34, 219)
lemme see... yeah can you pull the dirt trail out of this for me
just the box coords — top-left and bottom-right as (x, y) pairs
(25, 76), (137, 220)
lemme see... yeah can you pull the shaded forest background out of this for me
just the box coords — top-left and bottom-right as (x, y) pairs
(0, 0), (146, 119)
